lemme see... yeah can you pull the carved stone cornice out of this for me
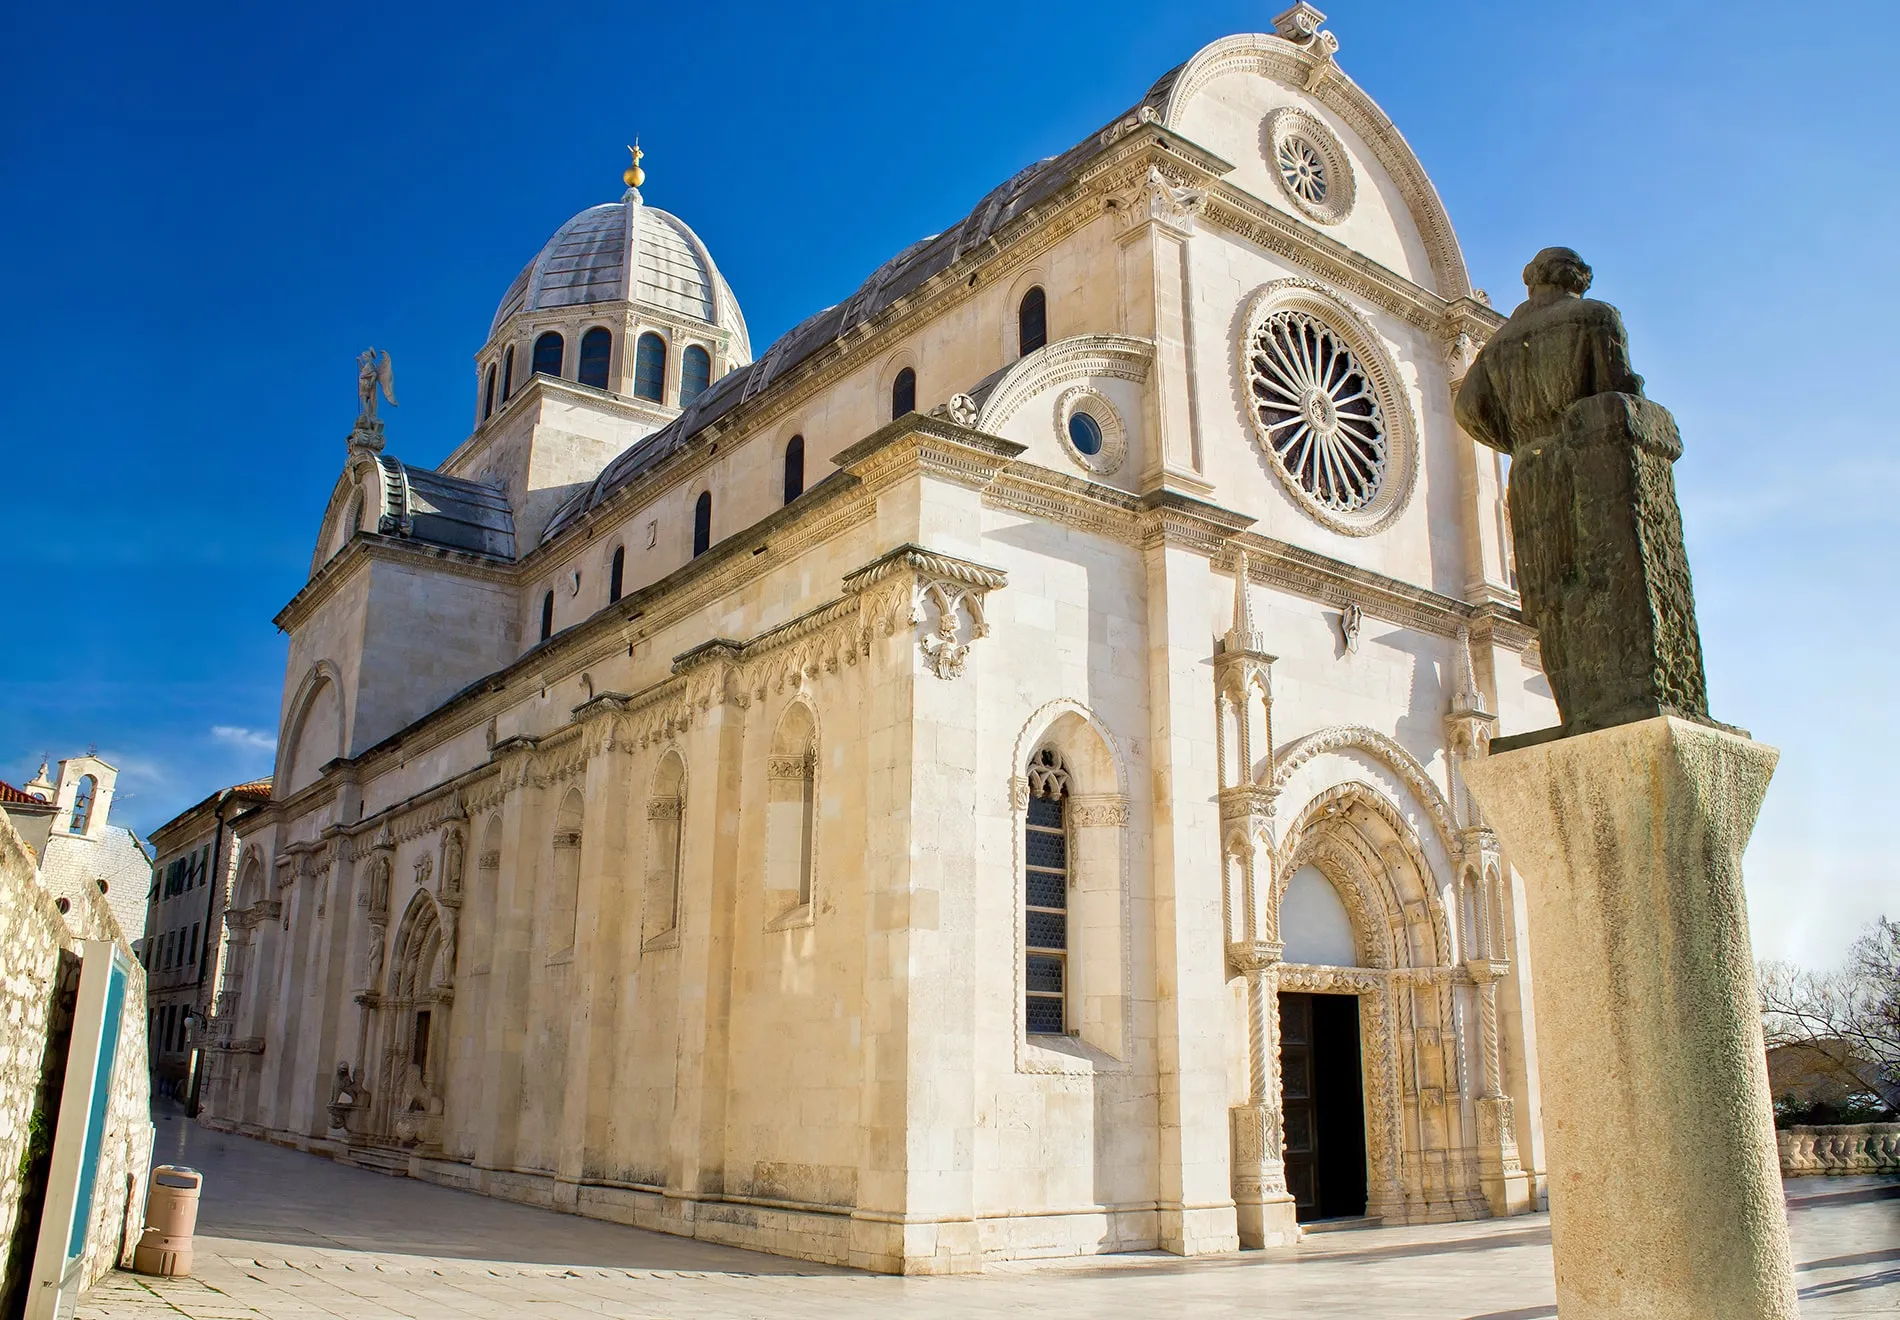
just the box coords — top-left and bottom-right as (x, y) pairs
(832, 416), (1026, 499)
(1137, 489), (1256, 555)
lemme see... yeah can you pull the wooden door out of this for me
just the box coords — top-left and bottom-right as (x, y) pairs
(1279, 992), (1319, 1218)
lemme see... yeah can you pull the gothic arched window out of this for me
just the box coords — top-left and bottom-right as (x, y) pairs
(578, 327), (612, 389)
(891, 367), (916, 419)
(539, 590), (554, 642)
(70, 775), (97, 834)
(1023, 748), (1070, 1035)
(501, 345), (516, 400)
(609, 545), (625, 602)
(783, 434), (805, 504)
(634, 332), (667, 402)
(692, 491), (712, 557)
(680, 345), (711, 406)
(532, 331), (564, 379)
(1018, 286), (1047, 356)
(482, 364), (497, 420)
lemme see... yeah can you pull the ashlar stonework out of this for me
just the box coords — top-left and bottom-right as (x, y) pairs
(204, 11), (1558, 1274)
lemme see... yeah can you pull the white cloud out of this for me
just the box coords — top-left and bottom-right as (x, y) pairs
(211, 725), (276, 752)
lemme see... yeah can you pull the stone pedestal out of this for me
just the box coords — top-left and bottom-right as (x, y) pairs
(1463, 717), (1796, 1320)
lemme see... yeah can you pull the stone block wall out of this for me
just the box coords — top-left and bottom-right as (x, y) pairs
(0, 814), (152, 1305)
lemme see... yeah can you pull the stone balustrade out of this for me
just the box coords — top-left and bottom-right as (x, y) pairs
(1778, 1123), (1900, 1176)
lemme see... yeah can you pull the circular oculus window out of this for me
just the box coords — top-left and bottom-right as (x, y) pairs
(1053, 387), (1126, 476)
(1263, 107), (1354, 225)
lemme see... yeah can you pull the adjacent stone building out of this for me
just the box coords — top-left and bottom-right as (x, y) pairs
(2, 755), (152, 942)
(141, 779), (272, 1101)
(205, 9), (1554, 1272)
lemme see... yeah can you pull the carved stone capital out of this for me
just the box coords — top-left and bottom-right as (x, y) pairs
(1068, 794), (1130, 828)
(1227, 939), (1285, 975)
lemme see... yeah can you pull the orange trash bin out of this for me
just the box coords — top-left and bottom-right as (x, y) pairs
(132, 1165), (203, 1277)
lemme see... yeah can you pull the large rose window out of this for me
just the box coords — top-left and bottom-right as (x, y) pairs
(1245, 309), (1388, 513)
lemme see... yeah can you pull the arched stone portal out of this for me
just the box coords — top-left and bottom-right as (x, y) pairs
(371, 891), (451, 1150)
(1260, 782), (1487, 1226)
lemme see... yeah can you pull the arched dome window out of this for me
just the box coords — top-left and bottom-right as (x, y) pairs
(501, 345), (516, 401)
(680, 345), (711, 406)
(533, 331), (565, 380)
(70, 774), (97, 834)
(539, 590), (554, 642)
(692, 490), (712, 557)
(578, 327), (612, 390)
(634, 333), (667, 402)
(891, 367), (916, 420)
(482, 364), (497, 420)
(609, 545), (625, 602)
(1018, 286), (1047, 356)
(783, 434), (805, 505)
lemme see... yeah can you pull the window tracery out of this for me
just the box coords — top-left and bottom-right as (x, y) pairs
(1024, 747), (1071, 1036)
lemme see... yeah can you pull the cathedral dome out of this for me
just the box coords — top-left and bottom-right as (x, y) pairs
(489, 189), (750, 360)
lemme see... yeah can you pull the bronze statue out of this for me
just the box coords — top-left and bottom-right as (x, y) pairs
(1455, 248), (1710, 743)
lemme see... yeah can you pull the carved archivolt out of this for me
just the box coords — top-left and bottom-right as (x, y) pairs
(1268, 724), (1456, 856)
(975, 334), (1154, 434)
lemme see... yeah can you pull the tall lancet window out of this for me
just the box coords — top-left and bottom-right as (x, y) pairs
(1024, 748), (1071, 1035)
(501, 345), (516, 400)
(783, 434), (805, 504)
(891, 367), (916, 419)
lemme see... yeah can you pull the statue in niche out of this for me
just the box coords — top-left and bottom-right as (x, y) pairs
(442, 831), (463, 896)
(1454, 248), (1710, 744)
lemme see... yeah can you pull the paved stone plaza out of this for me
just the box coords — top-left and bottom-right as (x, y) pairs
(75, 1111), (1900, 1319)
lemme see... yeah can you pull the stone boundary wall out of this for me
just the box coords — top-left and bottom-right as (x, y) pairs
(1778, 1123), (1900, 1177)
(0, 814), (151, 1304)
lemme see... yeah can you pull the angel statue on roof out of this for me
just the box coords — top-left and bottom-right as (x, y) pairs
(357, 348), (398, 421)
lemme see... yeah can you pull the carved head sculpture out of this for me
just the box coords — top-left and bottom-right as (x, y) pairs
(1522, 246), (1592, 298)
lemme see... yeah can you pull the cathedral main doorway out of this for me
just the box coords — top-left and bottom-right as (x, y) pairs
(1279, 991), (1368, 1222)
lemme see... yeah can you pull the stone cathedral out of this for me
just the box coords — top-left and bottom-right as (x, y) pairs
(202, 7), (1555, 1272)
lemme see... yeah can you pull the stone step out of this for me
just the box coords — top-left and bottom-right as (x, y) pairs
(1302, 1214), (1383, 1234)
(339, 1144), (411, 1177)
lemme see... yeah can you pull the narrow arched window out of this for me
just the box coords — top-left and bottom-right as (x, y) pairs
(1023, 748), (1070, 1035)
(680, 345), (711, 406)
(783, 434), (805, 504)
(609, 545), (625, 602)
(634, 332), (667, 402)
(645, 754), (686, 943)
(482, 364), (497, 420)
(501, 345), (516, 400)
(539, 590), (554, 641)
(692, 491), (712, 557)
(70, 775), (97, 834)
(891, 367), (916, 419)
(532, 331), (565, 379)
(578, 327), (612, 389)
(1018, 286), (1048, 356)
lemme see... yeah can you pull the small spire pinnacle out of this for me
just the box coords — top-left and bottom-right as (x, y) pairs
(623, 139), (646, 194)
(1451, 625), (1487, 714)
(1226, 551), (1267, 654)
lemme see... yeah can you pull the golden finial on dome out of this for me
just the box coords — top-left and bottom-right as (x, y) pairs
(623, 140), (645, 191)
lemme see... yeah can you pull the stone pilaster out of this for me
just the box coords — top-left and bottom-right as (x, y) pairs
(1139, 497), (1250, 1257)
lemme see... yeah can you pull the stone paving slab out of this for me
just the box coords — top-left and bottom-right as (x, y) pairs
(76, 1112), (1900, 1319)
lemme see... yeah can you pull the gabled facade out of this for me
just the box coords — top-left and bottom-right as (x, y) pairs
(208, 9), (1554, 1273)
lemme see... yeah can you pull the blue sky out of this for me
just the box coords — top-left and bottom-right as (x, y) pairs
(2, 2), (1893, 967)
